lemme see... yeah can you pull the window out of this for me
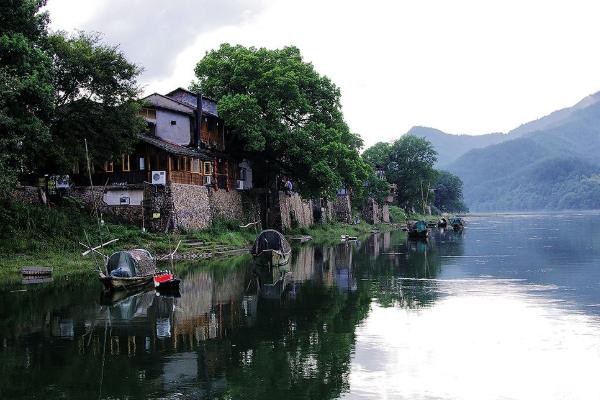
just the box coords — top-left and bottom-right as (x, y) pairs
(239, 167), (247, 181)
(139, 157), (145, 171)
(122, 155), (131, 172)
(191, 158), (200, 173)
(170, 120), (177, 126)
(105, 161), (114, 173)
(203, 161), (213, 175)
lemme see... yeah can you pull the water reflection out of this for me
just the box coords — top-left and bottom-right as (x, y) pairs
(1, 213), (600, 399)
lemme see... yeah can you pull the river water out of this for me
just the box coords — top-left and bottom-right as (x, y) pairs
(1, 212), (600, 399)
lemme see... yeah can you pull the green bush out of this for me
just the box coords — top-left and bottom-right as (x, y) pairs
(388, 206), (407, 223)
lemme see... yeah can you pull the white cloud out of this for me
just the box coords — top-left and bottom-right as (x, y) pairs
(46, 0), (600, 147)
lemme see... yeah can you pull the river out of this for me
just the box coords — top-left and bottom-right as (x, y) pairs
(1, 212), (600, 399)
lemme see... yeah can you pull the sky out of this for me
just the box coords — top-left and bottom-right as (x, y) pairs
(45, 0), (600, 148)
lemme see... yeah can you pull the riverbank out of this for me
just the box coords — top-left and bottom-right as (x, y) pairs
(0, 202), (411, 281)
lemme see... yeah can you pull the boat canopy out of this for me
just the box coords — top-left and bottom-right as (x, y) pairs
(414, 220), (427, 232)
(107, 249), (155, 278)
(450, 217), (463, 225)
(251, 230), (291, 255)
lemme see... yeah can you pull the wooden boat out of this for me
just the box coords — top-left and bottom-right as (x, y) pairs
(450, 217), (464, 231)
(407, 220), (429, 239)
(438, 217), (448, 228)
(99, 249), (157, 291)
(153, 271), (180, 291)
(251, 230), (292, 267)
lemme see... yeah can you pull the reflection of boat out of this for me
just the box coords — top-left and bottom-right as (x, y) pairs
(99, 285), (153, 306)
(251, 230), (292, 267)
(450, 217), (464, 231)
(407, 220), (428, 239)
(99, 249), (157, 291)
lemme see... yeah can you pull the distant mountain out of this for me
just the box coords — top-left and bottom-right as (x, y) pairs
(445, 98), (600, 211)
(507, 91), (600, 137)
(406, 126), (506, 167)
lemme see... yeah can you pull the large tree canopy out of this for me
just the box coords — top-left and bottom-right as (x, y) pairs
(0, 0), (53, 194)
(42, 32), (144, 173)
(0, 2), (144, 194)
(364, 135), (439, 211)
(434, 170), (469, 212)
(192, 44), (368, 198)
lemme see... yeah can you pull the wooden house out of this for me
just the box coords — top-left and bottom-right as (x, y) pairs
(75, 88), (253, 193)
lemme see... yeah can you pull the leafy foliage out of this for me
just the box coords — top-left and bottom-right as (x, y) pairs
(0, 0), (53, 195)
(0, 4), (144, 190)
(192, 44), (368, 198)
(433, 170), (468, 212)
(365, 135), (439, 211)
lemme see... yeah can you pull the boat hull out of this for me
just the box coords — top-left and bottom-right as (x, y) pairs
(99, 273), (154, 291)
(408, 230), (428, 239)
(252, 249), (291, 267)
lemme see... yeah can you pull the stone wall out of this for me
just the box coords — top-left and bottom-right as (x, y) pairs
(273, 191), (313, 231)
(170, 183), (211, 231)
(11, 185), (43, 205)
(362, 198), (381, 225)
(209, 189), (260, 224)
(334, 194), (352, 223)
(362, 198), (391, 225)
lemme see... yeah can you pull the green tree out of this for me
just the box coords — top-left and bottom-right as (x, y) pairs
(0, 0), (53, 195)
(41, 32), (145, 173)
(433, 170), (468, 212)
(361, 141), (391, 168)
(364, 135), (438, 211)
(192, 44), (368, 198)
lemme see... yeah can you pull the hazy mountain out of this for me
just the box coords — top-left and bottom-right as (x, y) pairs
(406, 126), (506, 167)
(446, 99), (600, 211)
(408, 91), (600, 169)
(507, 91), (600, 137)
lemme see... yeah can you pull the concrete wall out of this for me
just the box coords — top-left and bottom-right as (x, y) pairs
(103, 189), (144, 206)
(70, 186), (144, 226)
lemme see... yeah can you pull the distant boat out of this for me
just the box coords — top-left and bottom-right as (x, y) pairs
(450, 217), (464, 231)
(407, 220), (428, 239)
(251, 229), (292, 267)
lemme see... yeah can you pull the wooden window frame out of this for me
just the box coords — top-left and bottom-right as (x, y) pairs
(122, 154), (131, 172)
(203, 161), (213, 176)
(105, 161), (114, 173)
(191, 158), (201, 174)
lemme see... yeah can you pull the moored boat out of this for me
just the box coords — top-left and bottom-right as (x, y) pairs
(251, 229), (292, 267)
(407, 220), (429, 239)
(450, 217), (464, 231)
(99, 249), (157, 291)
(438, 217), (448, 228)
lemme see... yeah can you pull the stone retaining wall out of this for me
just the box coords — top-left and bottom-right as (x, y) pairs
(275, 192), (314, 231)
(334, 194), (352, 223)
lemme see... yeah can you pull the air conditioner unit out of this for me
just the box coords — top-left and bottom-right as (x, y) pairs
(151, 171), (166, 185)
(203, 175), (212, 186)
(236, 180), (245, 190)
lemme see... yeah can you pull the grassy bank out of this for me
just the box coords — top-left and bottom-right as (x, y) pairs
(1, 201), (438, 280)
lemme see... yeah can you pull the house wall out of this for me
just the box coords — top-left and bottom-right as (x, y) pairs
(103, 189), (144, 206)
(156, 109), (191, 146)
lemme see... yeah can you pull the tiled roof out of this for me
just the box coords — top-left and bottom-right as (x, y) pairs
(139, 135), (212, 160)
(142, 93), (194, 115)
(165, 88), (219, 117)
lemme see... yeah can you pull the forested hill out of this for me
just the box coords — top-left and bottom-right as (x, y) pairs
(406, 126), (506, 167)
(446, 99), (600, 211)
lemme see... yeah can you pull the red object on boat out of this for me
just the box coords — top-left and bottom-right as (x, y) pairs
(153, 272), (174, 287)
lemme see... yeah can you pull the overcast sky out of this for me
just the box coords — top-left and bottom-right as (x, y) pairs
(46, 0), (600, 147)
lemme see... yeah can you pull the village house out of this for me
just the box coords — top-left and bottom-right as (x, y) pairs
(67, 88), (260, 231)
